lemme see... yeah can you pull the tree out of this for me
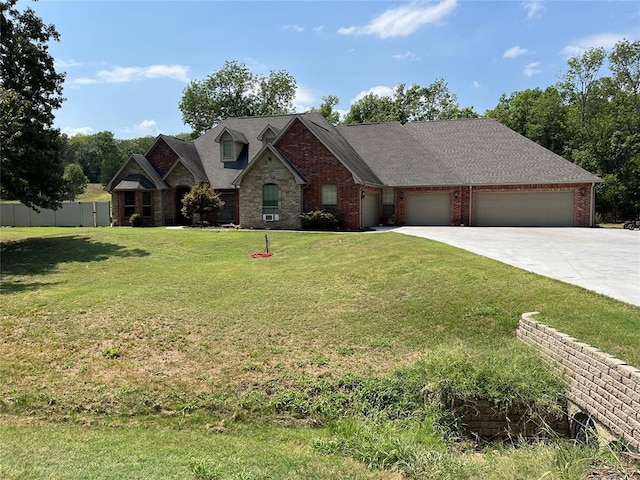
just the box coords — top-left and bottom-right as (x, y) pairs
(343, 79), (477, 125)
(609, 39), (640, 125)
(181, 182), (224, 225)
(179, 60), (297, 137)
(488, 40), (640, 220)
(62, 163), (88, 201)
(485, 87), (569, 155)
(309, 95), (341, 125)
(0, 0), (66, 210)
(560, 47), (606, 126)
(60, 131), (121, 184)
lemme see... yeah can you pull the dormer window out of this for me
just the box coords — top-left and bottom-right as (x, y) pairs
(258, 124), (281, 146)
(222, 139), (235, 160)
(215, 127), (248, 162)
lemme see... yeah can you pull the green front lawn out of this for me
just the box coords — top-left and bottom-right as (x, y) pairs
(1, 227), (638, 479)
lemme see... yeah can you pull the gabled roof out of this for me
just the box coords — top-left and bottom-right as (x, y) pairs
(105, 154), (168, 192)
(112, 174), (155, 191)
(294, 115), (383, 186)
(195, 114), (297, 189)
(403, 118), (603, 185)
(156, 135), (207, 183)
(257, 124), (281, 141)
(232, 143), (308, 186)
(214, 127), (248, 144)
(337, 122), (464, 186)
(195, 113), (383, 189)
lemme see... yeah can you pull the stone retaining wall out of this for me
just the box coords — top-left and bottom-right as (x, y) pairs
(517, 312), (640, 452)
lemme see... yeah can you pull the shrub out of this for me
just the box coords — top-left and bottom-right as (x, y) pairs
(300, 208), (341, 230)
(129, 213), (143, 227)
(181, 182), (224, 226)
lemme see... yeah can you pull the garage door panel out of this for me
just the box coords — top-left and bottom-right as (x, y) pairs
(476, 191), (573, 227)
(406, 193), (450, 226)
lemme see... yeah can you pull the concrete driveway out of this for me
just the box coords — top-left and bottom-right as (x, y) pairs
(393, 227), (640, 307)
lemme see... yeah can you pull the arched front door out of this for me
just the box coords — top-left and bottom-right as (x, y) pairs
(175, 186), (191, 225)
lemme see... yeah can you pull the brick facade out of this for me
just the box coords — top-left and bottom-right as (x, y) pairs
(276, 119), (363, 229)
(147, 139), (178, 177)
(108, 116), (599, 229)
(517, 313), (640, 452)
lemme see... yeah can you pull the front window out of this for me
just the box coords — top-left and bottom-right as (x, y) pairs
(124, 191), (135, 218)
(262, 184), (279, 215)
(383, 187), (395, 217)
(142, 191), (152, 217)
(321, 185), (337, 209)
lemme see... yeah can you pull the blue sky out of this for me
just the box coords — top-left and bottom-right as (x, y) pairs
(29, 0), (640, 139)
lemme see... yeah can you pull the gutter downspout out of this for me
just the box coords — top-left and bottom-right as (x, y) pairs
(468, 185), (473, 226)
(590, 182), (595, 227)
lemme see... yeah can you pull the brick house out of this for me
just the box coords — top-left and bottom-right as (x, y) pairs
(105, 113), (602, 228)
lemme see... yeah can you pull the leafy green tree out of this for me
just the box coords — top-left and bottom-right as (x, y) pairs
(179, 60), (297, 137)
(309, 95), (341, 125)
(343, 79), (477, 125)
(485, 87), (569, 155)
(181, 182), (224, 225)
(0, 0), (66, 210)
(343, 92), (396, 125)
(489, 40), (640, 220)
(62, 163), (88, 201)
(60, 131), (121, 184)
(560, 47), (606, 126)
(609, 39), (640, 127)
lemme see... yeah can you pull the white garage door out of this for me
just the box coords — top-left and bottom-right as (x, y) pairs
(475, 191), (574, 227)
(406, 193), (450, 226)
(362, 193), (379, 227)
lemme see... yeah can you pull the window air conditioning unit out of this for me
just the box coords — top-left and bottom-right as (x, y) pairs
(263, 214), (279, 221)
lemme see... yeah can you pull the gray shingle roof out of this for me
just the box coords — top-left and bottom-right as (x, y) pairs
(109, 116), (601, 193)
(194, 114), (297, 189)
(159, 135), (208, 183)
(299, 115), (383, 185)
(403, 118), (602, 185)
(337, 122), (464, 186)
(105, 154), (168, 191)
(194, 112), (382, 189)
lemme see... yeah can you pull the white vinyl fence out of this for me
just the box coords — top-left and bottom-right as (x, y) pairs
(1, 202), (111, 227)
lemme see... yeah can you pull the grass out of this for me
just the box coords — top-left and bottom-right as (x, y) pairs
(75, 183), (111, 203)
(1, 227), (639, 478)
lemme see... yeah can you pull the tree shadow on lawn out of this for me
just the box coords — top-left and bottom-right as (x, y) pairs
(0, 235), (149, 293)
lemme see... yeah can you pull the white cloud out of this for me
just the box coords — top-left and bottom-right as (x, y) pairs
(313, 26), (324, 33)
(351, 85), (396, 104)
(72, 64), (190, 86)
(561, 33), (629, 57)
(393, 51), (421, 61)
(56, 59), (82, 69)
(338, 0), (458, 39)
(522, 0), (543, 20)
(283, 24), (304, 32)
(473, 80), (480, 88)
(126, 120), (162, 137)
(294, 85), (317, 112)
(62, 126), (95, 137)
(523, 61), (541, 77)
(503, 46), (529, 59)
